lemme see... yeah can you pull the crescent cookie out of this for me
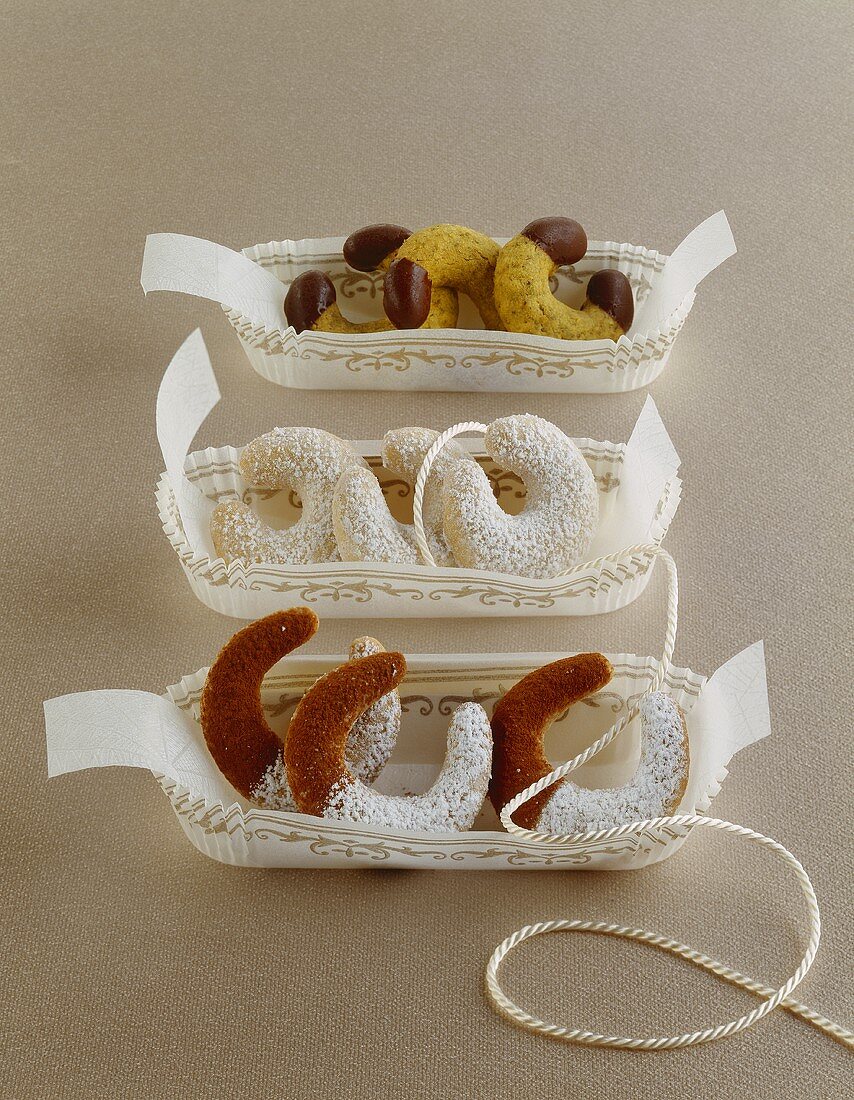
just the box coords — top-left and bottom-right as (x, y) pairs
(210, 427), (365, 565)
(200, 610), (402, 811)
(332, 426), (477, 566)
(285, 651), (492, 832)
(378, 223), (504, 330)
(489, 653), (690, 834)
(441, 414), (598, 578)
(285, 224), (458, 333)
(494, 217), (634, 340)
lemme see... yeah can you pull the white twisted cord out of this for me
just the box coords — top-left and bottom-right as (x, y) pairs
(487, 547), (852, 1049)
(412, 421), (487, 566)
(411, 425), (849, 1047)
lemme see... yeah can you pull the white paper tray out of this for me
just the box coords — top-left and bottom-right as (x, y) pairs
(140, 214), (735, 393)
(155, 333), (682, 620)
(224, 238), (689, 393)
(44, 644), (769, 871)
(157, 440), (679, 620)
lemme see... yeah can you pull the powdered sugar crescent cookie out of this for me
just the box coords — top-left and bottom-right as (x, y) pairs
(333, 466), (420, 565)
(285, 225), (458, 333)
(441, 414), (598, 579)
(382, 427), (477, 565)
(494, 217), (634, 341)
(332, 427), (477, 566)
(286, 651), (492, 832)
(344, 636), (402, 786)
(200, 610), (402, 811)
(210, 427), (365, 565)
(489, 653), (690, 834)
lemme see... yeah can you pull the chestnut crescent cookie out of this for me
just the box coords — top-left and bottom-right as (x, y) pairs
(200, 610), (401, 810)
(285, 224), (458, 333)
(489, 653), (690, 834)
(376, 223), (504, 330)
(285, 651), (492, 832)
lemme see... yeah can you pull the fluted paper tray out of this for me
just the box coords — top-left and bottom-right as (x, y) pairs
(140, 212), (736, 393)
(44, 643), (769, 871)
(155, 332), (682, 619)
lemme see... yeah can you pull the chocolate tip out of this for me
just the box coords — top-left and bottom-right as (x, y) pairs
(521, 217), (588, 266)
(383, 258), (431, 329)
(284, 270), (337, 333)
(343, 224), (411, 271)
(586, 269), (634, 332)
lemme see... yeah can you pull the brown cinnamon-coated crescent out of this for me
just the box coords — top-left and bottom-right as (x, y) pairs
(285, 651), (407, 816)
(489, 652), (614, 829)
(200, 608), (319, 799)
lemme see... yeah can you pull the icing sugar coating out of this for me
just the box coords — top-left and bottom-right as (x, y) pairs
(325, 702), (492, 832)
(537, 693), (690, 834)
(286, 652), (492, 832)
(442, 414), (598, 578)
(210, 427), (364, 565)
(383, 426), (478, 566)
(333, 466), (420, 565)
(332, 427), (476, 566)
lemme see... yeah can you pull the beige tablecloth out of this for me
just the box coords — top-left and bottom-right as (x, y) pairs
(2, 1), (851, 1095)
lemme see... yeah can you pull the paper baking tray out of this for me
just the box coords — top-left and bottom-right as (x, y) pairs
(141, 213), (735, 393)
(155, 332), (682, 619)
(44, 643), (769, 871)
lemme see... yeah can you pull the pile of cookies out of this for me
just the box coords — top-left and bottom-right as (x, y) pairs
(178, 216), (689, 843)
(201, 608), (690, 835)
(210, 414), (599, 580)
(285, 218), (634, 342)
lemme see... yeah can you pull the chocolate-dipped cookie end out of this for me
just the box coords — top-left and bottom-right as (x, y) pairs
(383, 258), (432, 329)
(284, 270), (337, 333)
(344, 224), (411, 271)
(586, 269), (634, 332)
(522, 217), (588, 266)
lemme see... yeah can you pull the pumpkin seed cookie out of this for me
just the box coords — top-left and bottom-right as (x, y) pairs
(494, 217), (634, 340)
(285, 224), (458, 333)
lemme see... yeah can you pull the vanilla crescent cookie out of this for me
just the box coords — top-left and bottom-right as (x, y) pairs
(332, 426), (477, 566)
(441, 414), (598, 578)
(494, 217), (634, 341)
(285, 224), (458, 334)
(210, 427), (365, 565)
(286, 651), (492, 832)
(489, 653), (689, 834)
(199, 610), (402, 811)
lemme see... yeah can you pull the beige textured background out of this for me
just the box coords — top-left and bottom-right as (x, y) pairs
(2, 1), (852, 1096)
